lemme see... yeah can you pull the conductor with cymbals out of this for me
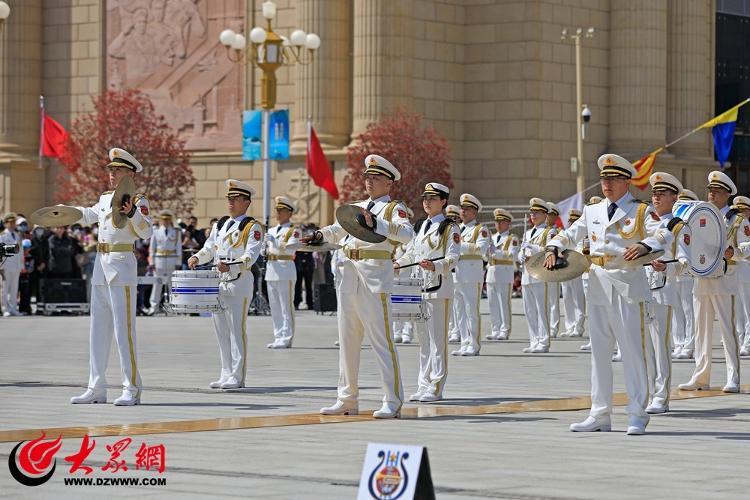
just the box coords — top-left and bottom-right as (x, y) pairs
(70, 147), (153, 406)
(302, 154), (414, 418)
(543, 153), (672, 435)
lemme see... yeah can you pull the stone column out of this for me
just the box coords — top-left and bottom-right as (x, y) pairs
(666, 0), (713, 158)
(609, 0), (668, 155)
(350, 0), (413, 141)
(0, 1), (42, 158)
(291, 0), (352, 153)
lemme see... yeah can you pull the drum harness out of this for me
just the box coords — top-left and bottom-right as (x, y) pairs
(215, 215), (257, 282)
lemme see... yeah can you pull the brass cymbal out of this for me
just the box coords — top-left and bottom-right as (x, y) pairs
(111, 175), (136, 229)
(525, 250), (590, 282)
(335, 204), (387, 244)
(605, 250), (665, 269)
(286, 242), (342, 253)
(30, 205), (82, 228)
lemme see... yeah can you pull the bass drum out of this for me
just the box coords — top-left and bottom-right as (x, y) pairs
(672, 201), (726, 277)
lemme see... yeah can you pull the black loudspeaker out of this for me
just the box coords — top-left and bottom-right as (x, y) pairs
(313, 283), (337, 313)
(40, 279), (87, 304)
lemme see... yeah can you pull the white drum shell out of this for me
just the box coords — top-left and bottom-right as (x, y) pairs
(170, 270), (222, 313)
(392, 278), (428, 321)
(672, 201), (726, 278)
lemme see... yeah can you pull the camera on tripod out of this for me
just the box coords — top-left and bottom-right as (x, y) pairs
(0, 244), (18, 258)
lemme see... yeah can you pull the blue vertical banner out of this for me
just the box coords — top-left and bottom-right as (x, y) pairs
(242, 110), (262, 160)
(269, 109), (290, 160)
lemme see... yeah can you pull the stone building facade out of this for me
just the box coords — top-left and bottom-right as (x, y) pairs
(0, 1), (719, 226)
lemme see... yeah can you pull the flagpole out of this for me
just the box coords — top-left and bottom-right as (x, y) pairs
(306, 114), (312, 218)
(38, 95), (44, 170)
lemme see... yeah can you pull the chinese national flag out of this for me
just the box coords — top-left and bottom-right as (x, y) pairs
(306, 126), (339, 199)
(41, 113), (68, 158)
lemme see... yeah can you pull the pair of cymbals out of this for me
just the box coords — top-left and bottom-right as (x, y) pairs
(30, 206), (82, 228)
(526, 249), (666, 282)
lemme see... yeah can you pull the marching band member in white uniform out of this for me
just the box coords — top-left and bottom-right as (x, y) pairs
(306, 154), (413, 419)
(147, 210), (182, 315)
(731, 196), (750, 357)
(519, 198), (556, 353)
(0, 213), (23, 317)
(644, 172), (691, 414)
(451, 194), (490, 356)
(486, 208), (518, 340)
(445, 204), (462, 344)
(70, 148), (153, 406)
(679, 171), (748, 393)
(560, 208), (586, 338)
(545, 154), (671, 435)
(188, 180), (264, 389)
(546, 202), (562, 337)
(673, 189), (699, 359)
(265, 196), (301, 349)
(395, 183), (460, 402)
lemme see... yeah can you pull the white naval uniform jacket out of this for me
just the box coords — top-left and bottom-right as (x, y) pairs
(454, 220), (490, 284)
(194, 215), (264, 297)
(486, 231), (519, 284)
(0, 229), (23, 272)
(395, 214), (461, 300)
(646, 213), (691, 307)
(149, 226), (182, 269)
(519, 223), (556, 286)
(265, 222), (300, 281)
(696, 206), (750, 296)
(318, 195), (414, 294)
(76, 192), (153, 286)
(548, 193), (671, 306)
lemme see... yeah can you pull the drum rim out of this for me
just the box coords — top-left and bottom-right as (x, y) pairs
(676, 202), (725, 276)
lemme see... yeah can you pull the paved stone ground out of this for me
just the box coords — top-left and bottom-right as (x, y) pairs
(0, 298), (748, 499)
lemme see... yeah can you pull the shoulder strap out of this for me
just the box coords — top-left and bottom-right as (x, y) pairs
(540, 227), (553, 245)
(283, 223), (296, 243)
(670, 220), (685, 255)
(502, 234), (514, 251)
(216, 215), (231, 231)
(414, 218), (425, 234)
(471, 224), (482, 243)
(384, 200), (400, 221)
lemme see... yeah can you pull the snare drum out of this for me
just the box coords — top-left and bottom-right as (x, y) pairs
(391, 278), (428, 322)
(169, 270), (222, 313)
(672, 200), (726, 277)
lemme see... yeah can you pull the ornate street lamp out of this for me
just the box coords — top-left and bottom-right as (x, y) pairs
(0, 2), (11, 34)
(220, 0), (320, 225)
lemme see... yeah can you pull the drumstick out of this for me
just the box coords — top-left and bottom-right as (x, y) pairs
(396, 257), (444, 270)
(643, 259), (678, 267)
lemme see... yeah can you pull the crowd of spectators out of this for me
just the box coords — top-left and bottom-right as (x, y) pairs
(0, 214), (333, 316)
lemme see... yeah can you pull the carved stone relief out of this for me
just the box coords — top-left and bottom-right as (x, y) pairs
(106, 0), (245, 151)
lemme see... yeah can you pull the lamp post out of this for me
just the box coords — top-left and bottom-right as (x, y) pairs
(220, 0), (320, 227)
(561, 27), (594, 195)
(0, 2), (11, 34)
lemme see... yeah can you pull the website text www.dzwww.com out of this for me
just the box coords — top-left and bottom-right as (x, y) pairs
(63, 477), (167, 487)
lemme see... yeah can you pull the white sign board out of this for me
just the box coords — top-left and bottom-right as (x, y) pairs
(357, 442), (434, 500)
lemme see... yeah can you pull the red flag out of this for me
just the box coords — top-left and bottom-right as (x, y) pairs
(306, 126), (339, 199)
(41, 114), (68, 158)
(631, 149), (662, 191)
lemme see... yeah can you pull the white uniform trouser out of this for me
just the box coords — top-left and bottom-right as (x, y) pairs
(588, 295), (648, 418)
(416, 298), (451, 396)
(549, 282), (560, 336)
(522, 282), (549, 348)
(736, 283), (750, 347)
(646, 303), (672, 406)
(561, 277), (585, 336)
(454, 282), (482, 352)
(337, 268), (403, 408)
(1, 270), (20, 314)
(149, 265), (173, 309)
(212, 294), (250, 384)
(488, 282), (512, 337)
(692, 294), (740, 386)
(267, 279), (295, 344)
(675, 280), (695, 352)
(448, 285), (463, 338)
(88, 284), (141, 393)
